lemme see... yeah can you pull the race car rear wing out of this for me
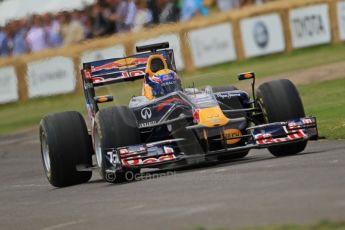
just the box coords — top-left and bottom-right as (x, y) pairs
(81, 42), (177, 119)
(81, 45), (176, 87)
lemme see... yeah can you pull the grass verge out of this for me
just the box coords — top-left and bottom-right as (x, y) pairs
(299, 79), (345, 139)
(191, 220), (345, 230)
(1, 43), (345, 136)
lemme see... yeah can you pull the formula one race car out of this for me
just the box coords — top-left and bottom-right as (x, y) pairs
(39, 42), (318, 187)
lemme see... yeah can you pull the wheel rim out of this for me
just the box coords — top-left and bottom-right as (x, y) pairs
(41, 132), (51, 177)
(94, 128), (103, 168)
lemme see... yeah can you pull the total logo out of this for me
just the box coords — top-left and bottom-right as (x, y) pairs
(141, 107), (152, 120)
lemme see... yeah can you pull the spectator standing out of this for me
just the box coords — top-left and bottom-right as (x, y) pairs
(1, 23), (15, 56)
(104, 0), (121, 34)
(0, 27), (7, 56)
(91, 3), (112, 36)
(149, 0), (180, 24)
(132, 0), (153, 32)
(59, 12), (84, 46)
(148, 0), (161, 24)
(26, 15), (49, 52)
(116, 0), (136, 32)
(217, 0), (240, 11)
(84, 16), (95, 39)
(159, 0), (180, 23)
(43, 13), (62, 48)
(180, 0), (209, 21)
(12, 19), (28, 55)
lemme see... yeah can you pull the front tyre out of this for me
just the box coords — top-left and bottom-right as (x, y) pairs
(94, 106), (141, 183)
(40, 111), (93, 187)
(256, 79), (307, 157)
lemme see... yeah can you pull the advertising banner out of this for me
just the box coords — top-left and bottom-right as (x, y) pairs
(289, 4), (331, 48)
(240, 13), (285, 58)
(27, 56), (76, 98)
(188, 23), (237, 67)
(0, 66), (18, 104)
(81, 45), (126, 66)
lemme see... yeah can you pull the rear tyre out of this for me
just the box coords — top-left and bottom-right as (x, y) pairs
(256, 79), (307, 157)
(40, 111), (93, 187)
(94, 106), (141, 183)
(213, 86), (249, 160)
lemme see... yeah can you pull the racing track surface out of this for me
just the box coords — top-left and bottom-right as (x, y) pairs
(0, 130), (345, 230)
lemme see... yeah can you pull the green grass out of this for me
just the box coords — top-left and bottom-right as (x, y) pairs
(191, 220), (345, 230)
(299, 79), (345, 139)
(182, 43), (345, 87)
(1, 43), (345, 136)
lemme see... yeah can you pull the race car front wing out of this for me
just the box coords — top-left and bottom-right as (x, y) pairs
(103, 116), (318, 171)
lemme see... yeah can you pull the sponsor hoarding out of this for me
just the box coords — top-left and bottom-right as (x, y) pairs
(80, 45), (126, 67)
(27, 56), (76, 98)
(289, 4), (331, 48)
(135, 34), (184, 71)
(240, 13), (285, 58)
(0, 66), (18, 104)
(188, 23), (237, 67)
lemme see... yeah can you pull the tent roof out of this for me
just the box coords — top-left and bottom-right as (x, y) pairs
(0, 0), (96, 26)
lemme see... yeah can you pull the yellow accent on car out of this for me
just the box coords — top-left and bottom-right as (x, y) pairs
(143, 84), (154, 100)
(115, 58), (137, 70)
(224, 129), (242, 145)
(155, 69), (172, 75)
(197, 106), (230, 128)
(98, 97), (109, 103)
(244, 72), (254, 79)
(145, 54), (168, 77)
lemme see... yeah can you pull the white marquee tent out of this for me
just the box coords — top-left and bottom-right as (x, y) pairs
(0, 0), (96, 26)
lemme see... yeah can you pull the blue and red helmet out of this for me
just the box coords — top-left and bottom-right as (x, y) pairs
(146, 69), (182, 97)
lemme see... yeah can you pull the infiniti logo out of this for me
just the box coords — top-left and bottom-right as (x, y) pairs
(141, 107), (152, 120)
(253, 21), (269, 48)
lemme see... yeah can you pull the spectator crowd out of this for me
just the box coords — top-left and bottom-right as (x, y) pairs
(0, 0), (266, 57)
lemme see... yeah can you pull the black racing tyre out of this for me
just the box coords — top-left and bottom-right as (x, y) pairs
(171, 119), (204, 156)
(40, 111), (93, 187)
(256, 79), (307, 157)
(213, 86), (249, 160)
(94, 106), (141, 183)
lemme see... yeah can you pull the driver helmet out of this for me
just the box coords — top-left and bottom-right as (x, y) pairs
(147, 69), (182, 98)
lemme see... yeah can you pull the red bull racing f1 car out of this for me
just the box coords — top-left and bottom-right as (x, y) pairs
(39, 42), (318, 187)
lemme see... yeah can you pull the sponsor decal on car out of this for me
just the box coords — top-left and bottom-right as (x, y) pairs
(92, 58), (148, 72)
(122, 154), (176, 166)
(139, 121), (157, 128)
(254, 129), (306, 145)
(215, 92), (232, 99)
(163, 146), (174, 154)
(118, 145), (176, 166)
(141, 107), (152, 120)
(156, 98), (186, 112)
(224, 129), (242, 145)
(142, 154), (176, 165)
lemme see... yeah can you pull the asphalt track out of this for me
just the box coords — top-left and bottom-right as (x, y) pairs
(0, 131), (345, 230)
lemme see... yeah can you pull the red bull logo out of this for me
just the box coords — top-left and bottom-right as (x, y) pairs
(92, 58), (148, 72)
